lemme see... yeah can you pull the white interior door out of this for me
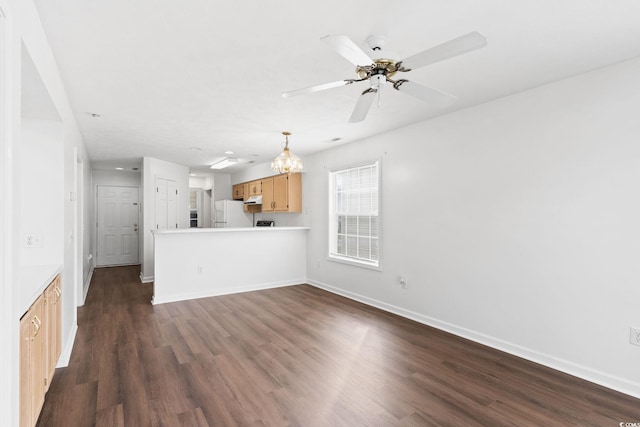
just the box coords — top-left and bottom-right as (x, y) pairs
(167, 179), (177, 229)
(155, 178), (168, 230)
(155, 178), (177, 229)
(97, 186), (139, 266)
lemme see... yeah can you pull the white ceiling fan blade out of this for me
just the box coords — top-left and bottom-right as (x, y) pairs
(349, 88), (377, 123)
(393, 80), (457, 108)
(282, 80), (354, 98)
(321, 35), (374, 67)
(400, 31), (487, 71)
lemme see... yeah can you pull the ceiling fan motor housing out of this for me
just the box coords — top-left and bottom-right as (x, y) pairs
(356, 59), (400, 80)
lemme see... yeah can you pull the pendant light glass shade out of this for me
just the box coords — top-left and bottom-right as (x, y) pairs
(271, 131), (303, 174)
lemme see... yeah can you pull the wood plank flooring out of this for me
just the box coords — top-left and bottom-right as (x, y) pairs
(38, 265), (640, 426)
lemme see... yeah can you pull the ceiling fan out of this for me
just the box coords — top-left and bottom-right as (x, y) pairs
(282, 32), (487, 123)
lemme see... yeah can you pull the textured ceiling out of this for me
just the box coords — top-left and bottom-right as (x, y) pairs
(31, 0), (640, 173)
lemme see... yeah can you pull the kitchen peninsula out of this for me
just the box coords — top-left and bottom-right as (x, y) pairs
(152, 226), (309, 304)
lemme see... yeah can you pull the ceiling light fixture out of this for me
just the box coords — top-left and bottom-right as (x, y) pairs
(224, 150), (234, 155)
(210, 157), (239, 169)
(271, 131), (303, 175)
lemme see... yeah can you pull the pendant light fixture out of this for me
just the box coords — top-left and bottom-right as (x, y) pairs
(271, 131), (303, 174)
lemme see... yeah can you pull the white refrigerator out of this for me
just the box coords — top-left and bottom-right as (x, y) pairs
(213, 200), (252, 228)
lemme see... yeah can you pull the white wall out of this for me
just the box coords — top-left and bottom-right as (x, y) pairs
(93, 169), (141, 187)
(0, 1), (18, 422)
(19, 119), (63, 266)
(153, 228), (307, 304)
(304, 56), (640, 398)
(141, 157), (189, 281)
(188, 174), (213, 190)
(212, 172), (231, 201)
(81, 160), (91, 293)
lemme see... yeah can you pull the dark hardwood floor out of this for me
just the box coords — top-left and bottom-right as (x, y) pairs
(38, 265), (639, 426)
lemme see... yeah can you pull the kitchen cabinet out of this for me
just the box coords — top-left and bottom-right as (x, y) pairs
(242, 183), (249, 201)
(20, 295), (45, 427)
(20, 274), (61, 427)
(232, 183), (244, 200)
(261, 173), (302, 213)
(248, 180), (262, 197)
(44, 276), (61, 391)
(261, 177), (274, 211)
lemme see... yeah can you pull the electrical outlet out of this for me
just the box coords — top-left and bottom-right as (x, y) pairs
(399, 274), (407, 289)
(631, 327), (640, 346)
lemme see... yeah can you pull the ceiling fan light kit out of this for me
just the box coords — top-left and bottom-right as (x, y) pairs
(271, 131), (303, 175)
(282, 31), (487, 123)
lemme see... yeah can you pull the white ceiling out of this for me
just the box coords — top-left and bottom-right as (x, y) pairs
(31, 0), (640, 174)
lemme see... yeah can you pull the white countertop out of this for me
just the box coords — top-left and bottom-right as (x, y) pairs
(153, 226), (310, 235)
(19, 264), (62, 316)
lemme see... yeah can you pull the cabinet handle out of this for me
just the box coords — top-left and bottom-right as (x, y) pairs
(32, 315), (41, 339)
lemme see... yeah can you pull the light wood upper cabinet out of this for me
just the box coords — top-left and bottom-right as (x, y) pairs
(248, 180), (262, 196)
(232, 184), (244, 200)
(261, 173), (302, 213)
(242, 183), (249, 201)
(234, 173), (301, 213)
(261, 177), (274, 212)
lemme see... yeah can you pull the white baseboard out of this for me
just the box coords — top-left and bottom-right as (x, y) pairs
(80, 264), (95, 306)
(139, 273), (154, 283)
(152, 279), (304, 305)
(56, 322), (78, 368)
(307, 279), (640, 400)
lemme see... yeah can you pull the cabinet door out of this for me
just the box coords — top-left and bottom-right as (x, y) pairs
(283, 173), (302, 212)
(248, 180), (262, 196)
(273, 174), (289, 211)
(54, 277), (62, 365)
(44, 276), (61, 392)
(20, 314), (32, 427)
(261, 177), (274, 212)
(44, 284), (54, 392)
(232, 184), (244, 200)
(242, 183), (249, 201)
(20, 295), (45, 427)
(31, 296), (45, 424)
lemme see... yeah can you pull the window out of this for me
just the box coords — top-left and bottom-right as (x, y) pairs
(329, 161), (380, 268)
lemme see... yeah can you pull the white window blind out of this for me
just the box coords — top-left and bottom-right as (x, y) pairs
(329, 161), (379, 267)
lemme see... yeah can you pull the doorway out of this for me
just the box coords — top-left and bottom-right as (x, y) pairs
(96, 185), (140, 266)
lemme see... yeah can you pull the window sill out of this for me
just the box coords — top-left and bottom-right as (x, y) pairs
(328, 255), (382, 271)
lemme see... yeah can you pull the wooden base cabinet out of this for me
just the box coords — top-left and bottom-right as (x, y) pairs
(44, 276), (62, 391)
(20, 274), (61, 427)
(20, 295), (45, 427)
